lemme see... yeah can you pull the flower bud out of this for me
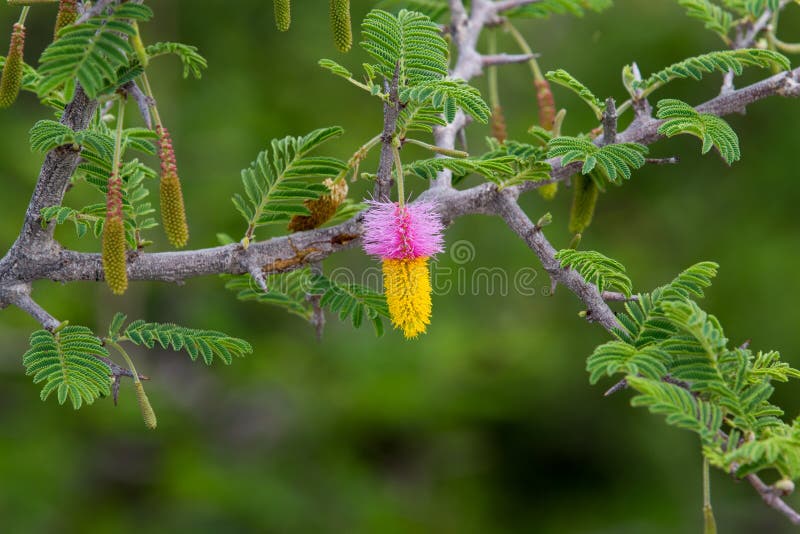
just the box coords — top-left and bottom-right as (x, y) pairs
(0, 23), (25, 109)
(329, 0), (352, 52)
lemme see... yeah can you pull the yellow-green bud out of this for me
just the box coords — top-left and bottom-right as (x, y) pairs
(568, 174), (599, 235)
(134, 382), (157, 430)
(0, 23), (25, 109)
(131, 21), (148, 68)
(274, 0), (291, 32)
(538, 181), (558, 201)
(102, 217), (128, 295)
(329, 0), (352, 52)
(54, 0), (77, 40)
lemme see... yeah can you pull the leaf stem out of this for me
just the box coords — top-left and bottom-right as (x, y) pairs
(404, 138), (468, 157)
(106, 338), (141, 384)
(18, 6), (31, 25)
(504, 21), (544, 82)
(703, 456), (717, 534)
(139, 72), (162, 129)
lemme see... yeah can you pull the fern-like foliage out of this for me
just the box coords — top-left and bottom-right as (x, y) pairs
(22, 326), (112, 410)
(721, 0), (780, 16)
(310, 275), (390, 336)
(225, 270), (390, 336)
(118, 317), (252, 365)
(634, 49), (789, 91)
(505, 0), (613, 18)
(678, 0), (734, 42)
(547, 136), (648, 183)
(545, 69), (604, 117)
(322, 10), (489, 123)
(145, 42), (207, 79)
(29, 119), (113, 158)
(232, 127), (346, 239)
(586, 257), (800, 482)
(587, 341), (670, 384)
(361, 9), (448, 84)
(555, 249), (633, 296)
(656, 99), (740, 164)
(37, 3), (153, 98)
(401, 79), (490, 123)
(627, 376), (724, 445)
(407, 139), (552, 188)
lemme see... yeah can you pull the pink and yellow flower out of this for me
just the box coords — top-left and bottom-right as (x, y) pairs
(363, 200), (444, 338)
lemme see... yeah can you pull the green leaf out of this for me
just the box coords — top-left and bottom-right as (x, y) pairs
(22, 326), (111, 410)
(656, 99), (741, 164)
(555, 249), (633, 296)
(547, 136), (648, 184)
(37, 3), (153, 98)
(635, 49), (789, 91)
(123, 320), (252, 365)
(545, 69), (604, 117)
(145, 41), (207, 79)
(232, 127), (346, 236)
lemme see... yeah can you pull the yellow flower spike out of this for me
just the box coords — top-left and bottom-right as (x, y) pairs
(329, 0), (352, 52)
(274, 0), (291, 32)
(102, 215), (128, 295)
(382, 257), (432, 339)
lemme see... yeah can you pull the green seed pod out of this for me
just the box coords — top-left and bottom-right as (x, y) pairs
(274, 0), (291, 32)
(568, 174), (599, 234)
(54, 0), (77, 40)
(0, 23), (25, 109)
(157, 126), (189, 248)
(288, 177), (348, 232)
(131, 21), (148, 68)
(134, 382), (158, 430)
(329, 0), (352, 52)
(537, 181), (558, 201)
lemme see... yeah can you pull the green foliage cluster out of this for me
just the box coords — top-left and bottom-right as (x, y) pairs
(657, 99), (740, 164)
(225, 268), (390, 336)
(547, 136), (648, 183)
(584, 260), (800, 482)
(231, 127), (346, 240)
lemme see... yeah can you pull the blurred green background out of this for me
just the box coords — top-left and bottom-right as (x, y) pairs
(1, 1), (800, 532)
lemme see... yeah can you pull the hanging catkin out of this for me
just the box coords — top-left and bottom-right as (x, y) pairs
(102, 171), (128, 295)
(274, 0), (291, 31)
(329, 0), (352, 52)
(53, 0), (77, 40)
(157, 126), (189, 248)
(568, 174), (599, 235)
(0, 23), (25, 109)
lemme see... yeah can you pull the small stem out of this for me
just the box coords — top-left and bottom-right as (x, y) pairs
(504, 21), (544, 82)
(106, 339), (141, 384)
(703, 456), (717, 534)
(18, 6), (31, 25)
(404, 138), (468, 157)
(488, 30), (501, 110)
(392, 143), (405, 206)
(113, 97), (126, 170)
(139, 72), (162, 129)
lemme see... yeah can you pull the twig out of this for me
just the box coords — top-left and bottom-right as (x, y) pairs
(746, 474), (800, 525)
(492, 0), (543, 13)
(374, 63), (401, 202)
(481, 53), (536, 66)
(123, 80), (152, 130)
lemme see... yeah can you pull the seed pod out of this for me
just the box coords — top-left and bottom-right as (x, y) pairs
(329, 0), (352, 52)
(131, 21), (148, 68)
(134, 382), (157, 430)
(157, 126), (189, 248)
(568, 173), (599, 234)
(382, 257), (432, 339)
(490, 104), (507, 143)
(0, 23), (25, 109)
(535, 79), (556, 130)
(537, 181), (558, 201)
(288, 178), (348, 232)
(102, 172), (128, 295)
(53, 0), (77, 40)
(274, 0), (291, 32)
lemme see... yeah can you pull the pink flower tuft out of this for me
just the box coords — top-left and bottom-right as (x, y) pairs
(362, 200), (444, 260)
